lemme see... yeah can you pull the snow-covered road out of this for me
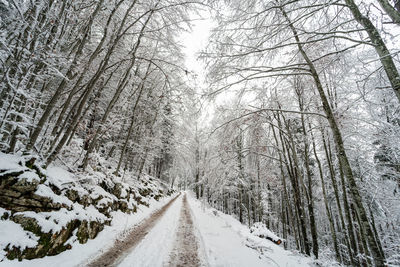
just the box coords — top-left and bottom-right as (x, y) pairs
(1, 192), (313, 267)
(165, 194), (203, 267)
(117, 194), (183, 267)
(100, 192), (312, 267)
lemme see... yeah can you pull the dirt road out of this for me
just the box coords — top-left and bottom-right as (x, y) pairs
(87, 193), (202, 267)
(87, 194), (180, 267)
(166, 194), (202, 267)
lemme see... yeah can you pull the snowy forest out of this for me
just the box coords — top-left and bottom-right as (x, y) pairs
(0, 0), (399, 266)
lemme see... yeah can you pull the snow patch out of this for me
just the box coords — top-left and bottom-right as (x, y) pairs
(0, 152), (26, 172)
(250, 222), (281, 243)
(46, 166), (75, 188)
(35, 184), (73, 207)
(65, 229), (78, 247)
(15, 203), (107, 234)
(89, 185), (117, 201)
(0, 220), (39, 251)
(18, 171), (40, 183)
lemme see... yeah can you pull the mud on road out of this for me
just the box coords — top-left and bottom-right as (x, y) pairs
(166, 194), (202, 267)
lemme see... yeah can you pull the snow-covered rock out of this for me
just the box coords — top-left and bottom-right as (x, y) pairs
(0, 153), (172, 261)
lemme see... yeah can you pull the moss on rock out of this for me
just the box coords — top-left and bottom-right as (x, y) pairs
(1, 155), (169, 261)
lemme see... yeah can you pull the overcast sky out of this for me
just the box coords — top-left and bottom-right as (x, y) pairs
(180, 11), (214, 82)
(178, 11), (217, 125)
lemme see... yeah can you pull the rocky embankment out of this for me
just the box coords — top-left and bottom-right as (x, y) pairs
(0, 153), (171, 261)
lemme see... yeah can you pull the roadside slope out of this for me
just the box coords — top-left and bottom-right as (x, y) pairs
(187, 193), (313, 267)
(0, 152), (174, 266)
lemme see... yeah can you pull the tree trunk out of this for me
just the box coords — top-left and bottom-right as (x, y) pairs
(377, 0), (400, 25)
(322, 128), (356, 265)
(297, 88), (319, 258)
(310, 127), (341, 262)
(345, 0), (400, 103)
(281, 6), (385, 265)
(115, 82), (146, 174)
(25, 0), (105, 152)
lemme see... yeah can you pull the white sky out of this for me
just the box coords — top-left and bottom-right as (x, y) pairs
(178, 11), (251, 129)
(180, 12), (214, 79)
(178, 11), (216, 127)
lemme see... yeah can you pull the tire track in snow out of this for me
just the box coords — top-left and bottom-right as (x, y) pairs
(87, 193), (180, 267)
(118, 193), (183, 267)
(166, 194), (203, 267)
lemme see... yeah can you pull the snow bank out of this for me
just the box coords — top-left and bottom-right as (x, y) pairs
(46, 166), (75, 188)
(0, 152), (174, 262)
(0, 152), (25, 172)
(250, 222), (282, 244)
(0, 220), (39, 254)
(187, 192), (314, 267)
(35, 184), (73, 207)
(15, 204), (107, 234)
(18, 171), (40, 183)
